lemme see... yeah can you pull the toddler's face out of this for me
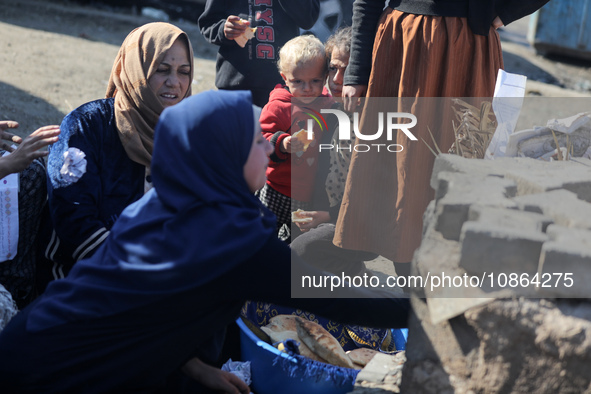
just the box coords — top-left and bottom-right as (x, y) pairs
(281, 57), (326, 104)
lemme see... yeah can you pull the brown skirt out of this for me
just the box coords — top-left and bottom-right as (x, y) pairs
(333, 8), (503, 263)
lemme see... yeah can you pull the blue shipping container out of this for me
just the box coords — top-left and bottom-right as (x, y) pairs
(528, 0), (591, 60)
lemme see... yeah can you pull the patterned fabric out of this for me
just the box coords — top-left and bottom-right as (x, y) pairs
(325, 105), (355, 207)
(256, 183), (308, 241)
(0, 158), (46, 308)
(241, 301), (397, 352)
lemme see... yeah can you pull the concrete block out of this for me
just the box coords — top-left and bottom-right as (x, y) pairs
(430, 154), (553, 191)
(512, 189), (591, 230)
(538, 241), (591, 298)
(502, 159), (591, 201)
(468, 205), (554, 233)
(537, 225), (591, 298)
(434, 172), (517, 240)
(459, 221), (547, 276)
(431, 154), (591, 202)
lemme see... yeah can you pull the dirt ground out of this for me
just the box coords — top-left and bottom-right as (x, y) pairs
(0, 0), (218, 137)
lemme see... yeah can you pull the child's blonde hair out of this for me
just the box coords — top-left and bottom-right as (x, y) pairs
(277, 35), (327, 74)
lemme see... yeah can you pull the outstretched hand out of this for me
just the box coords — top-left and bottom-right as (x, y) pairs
(0, 120), (24, 151)
(0, 122), (60, 178)
(294, 210), (331, 232)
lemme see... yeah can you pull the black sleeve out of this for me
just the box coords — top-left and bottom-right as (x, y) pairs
(495, 0), (551, 27)
(277, 0), (321, 30)
(343, 0), (386, 86)
(198, 0), (234, 46)
(241, 235), (410, 329)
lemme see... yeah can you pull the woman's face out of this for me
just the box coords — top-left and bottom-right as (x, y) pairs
(327, 46), (350, 98)
(148, 39), (191, 109)
(244, 120), (273, 193)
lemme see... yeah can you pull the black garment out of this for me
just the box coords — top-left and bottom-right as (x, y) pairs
(291, 105), (376, 275)
(291, 223), (375, 275)
(0, 158), (46, 309)
(198, 0), (320, 107)
(0, 235), (409, 393)
(344, 0), (551, 86)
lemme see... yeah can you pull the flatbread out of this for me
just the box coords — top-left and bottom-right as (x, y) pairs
(235, 20), (257, 48)
(265, 314), (298, 332)
(260, 327), (326, 363)
(292, 209), (313, 224)
(346, 348), (380, 367)
(292, 129), (314, 152)
(295, 317), (355, 368)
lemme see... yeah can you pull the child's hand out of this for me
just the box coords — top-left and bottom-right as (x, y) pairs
(294, 211), (331, 232)
(281, 135), (304, 153)
(280, 135), (291, 153)
(224, 16), (249, 40)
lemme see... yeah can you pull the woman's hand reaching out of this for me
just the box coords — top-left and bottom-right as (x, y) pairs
(0, 121), (60, 179)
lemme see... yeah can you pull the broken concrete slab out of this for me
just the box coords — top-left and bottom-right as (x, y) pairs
(513, 189), (591, 229)
(468, 205), (554, 233)
(434, 172), (517, 240)
(458, 221), (547, 276)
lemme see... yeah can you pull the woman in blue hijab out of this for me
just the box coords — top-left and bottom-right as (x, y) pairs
(0, 90), (410, 393)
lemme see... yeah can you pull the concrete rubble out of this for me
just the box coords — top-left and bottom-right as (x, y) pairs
(401, 154), (591, 393)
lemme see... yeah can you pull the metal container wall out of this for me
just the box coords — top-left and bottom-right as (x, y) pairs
(527, 0), (591, 60)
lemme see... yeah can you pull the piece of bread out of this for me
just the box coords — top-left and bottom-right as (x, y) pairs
(260, 327), (327, 363)
(292, 129), (314, 152)
(265, 315), (298, 333)
(346, 348), (380, 367)
(235, 19), (257, 48)
(295, 317), (355, 368)
(291, 209), (313, 224)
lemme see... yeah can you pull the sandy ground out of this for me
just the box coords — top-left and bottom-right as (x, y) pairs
(0, 0), (217, 137)
(1, 0), (589, 279)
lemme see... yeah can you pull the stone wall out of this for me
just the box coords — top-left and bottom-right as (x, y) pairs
(401, 154), (591, 393)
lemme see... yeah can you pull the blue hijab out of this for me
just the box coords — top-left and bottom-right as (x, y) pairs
(28, 90), (276, 330)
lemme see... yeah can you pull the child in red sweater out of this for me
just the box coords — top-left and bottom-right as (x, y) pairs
(258, 35), (332, 241)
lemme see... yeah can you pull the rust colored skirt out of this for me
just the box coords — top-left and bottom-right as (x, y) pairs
(333, 8), (503, 263)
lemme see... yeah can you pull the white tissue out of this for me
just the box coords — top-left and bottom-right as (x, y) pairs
(60, 147), (87, 184)
(221, 358), (252, 386)
(0, 283), (17, 332)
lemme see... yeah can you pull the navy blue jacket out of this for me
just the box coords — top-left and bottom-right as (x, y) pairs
(45, 98), (145, 271)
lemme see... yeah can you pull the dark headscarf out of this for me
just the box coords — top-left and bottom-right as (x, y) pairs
(27, 90), (275, 330)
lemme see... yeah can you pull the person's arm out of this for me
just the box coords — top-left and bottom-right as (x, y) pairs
(198, 0), (237, 46)
(495, 0), (551, 27)
(343, 0), (385, 88)
(46, 107), (117, 265)
(0, 123), (60, 179)
(278, 0), (320, 30)
(342, 0), (385, 110)
(260, 102), (291, 163)
(241, 236), (410, 329)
